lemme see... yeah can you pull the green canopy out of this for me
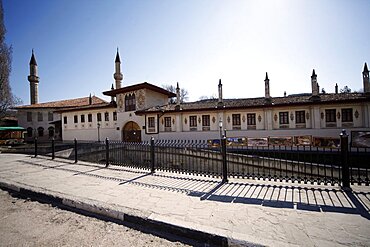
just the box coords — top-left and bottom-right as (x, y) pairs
(0, 127), (26, 131)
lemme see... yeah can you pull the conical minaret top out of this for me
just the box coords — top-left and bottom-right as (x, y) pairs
(114, 48), (123, 89)
(28, 49), (39, 104)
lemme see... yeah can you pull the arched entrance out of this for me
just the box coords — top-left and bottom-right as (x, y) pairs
(122, 121), (141, 142)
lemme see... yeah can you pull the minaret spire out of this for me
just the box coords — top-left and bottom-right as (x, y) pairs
(114, 48), (123, 89)
(28, 49), (39, 104)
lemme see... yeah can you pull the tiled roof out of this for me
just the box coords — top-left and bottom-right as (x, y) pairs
(15, 96), (107, 109)
(55, 102), (116, 113)
(137, 93), (370, 114)
(103, 82), (176, 98)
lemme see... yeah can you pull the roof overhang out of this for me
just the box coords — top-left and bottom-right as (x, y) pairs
(103, 82), (176, 98)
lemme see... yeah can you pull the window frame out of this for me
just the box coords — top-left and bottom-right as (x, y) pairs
(37, 112), (43, 122)
(295, 111), (306, 124)
(27, 112), (32, 122)
(232, 114), (241, 128)
(279, 112), (289, 125)
(74, 115), (78, 123)
(325, 109), (336, 123)
(341, 108), (353, 122)
(63, 116), (67, 124)
(247, 113), (256, 126)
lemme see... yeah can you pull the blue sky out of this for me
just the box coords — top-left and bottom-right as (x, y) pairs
(3, 0), (370, 104)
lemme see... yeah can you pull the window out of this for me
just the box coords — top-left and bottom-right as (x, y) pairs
(232, 114), (241, 129)
(148, 117), (155, 128)
(104, 112), (109, 121)
(37, 112), (43, 122)
(74, 115), (78, 123)
(97, 113), (102, 122)
(81, 114), (85, 123)
(113, 111), (117, 121)
(342, 108), (353, 122)
(27, 127), (33, 137)
(27, 112), (32, 122)
(63, 116), (67, 124)
(189, 116), (197, 129)
(247, 113), (256, 126)
(88, 114), (92, 122)
(325, 109), (336, 122)
(125, 93), (136, 112)
(48, 127), (54, 138)
(48, 112), (53, 121)
(295, 111), (305, 124)
(164, 117), (171, 128)
(279, 112), (289, 125)
(202, 115), (210, 131)
(37, 127), (44, 137)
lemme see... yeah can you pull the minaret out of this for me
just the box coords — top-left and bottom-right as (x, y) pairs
(218, 79), (223, 104)
(363, 62), (369, 94)
(264, 72), (270, 99)
(28, 50), (39, 104)
(114, 48), (123, 89)
(311, 69), (319, 97)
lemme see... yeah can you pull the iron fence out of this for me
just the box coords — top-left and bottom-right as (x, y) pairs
(29, 131), (370, 187)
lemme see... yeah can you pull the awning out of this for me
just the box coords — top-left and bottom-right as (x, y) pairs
(0, 127), (26, 131)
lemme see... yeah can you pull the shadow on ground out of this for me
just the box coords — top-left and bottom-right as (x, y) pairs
(20, 157), (370, 220)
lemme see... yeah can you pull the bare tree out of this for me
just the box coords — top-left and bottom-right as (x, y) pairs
(0, 0), (18, 119)
(162, 84), (189, 104)
(340, 86), (352, 93)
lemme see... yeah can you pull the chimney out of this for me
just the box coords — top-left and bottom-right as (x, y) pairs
(89, 93), (92, 105)
(363, 62), (370, 94)
(218, 79), (223, 104)
(335, 83), (338, 94)
(284, 91), (287, 97)
(175, 82), (181, 110)
(264, 72), (270, 98)
(317, 83), (320, 94)
(311, 69), (319, 96)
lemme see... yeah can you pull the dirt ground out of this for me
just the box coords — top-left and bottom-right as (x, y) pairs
(0, 189), (189, 247)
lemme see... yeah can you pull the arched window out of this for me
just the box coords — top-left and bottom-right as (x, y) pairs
(37, 127), (44, 137)
(125, 93), (136, 112)
(27, 127), (33, 137)
(48, 127), (55, 138)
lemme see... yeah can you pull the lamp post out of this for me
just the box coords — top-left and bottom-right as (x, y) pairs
(97, 122), (101, 142)
(219, 118), (223, 139)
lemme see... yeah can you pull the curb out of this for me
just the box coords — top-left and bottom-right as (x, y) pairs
(0, 181), (249, 247)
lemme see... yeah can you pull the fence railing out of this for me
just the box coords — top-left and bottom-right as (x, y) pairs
(30, 130), (369, 187)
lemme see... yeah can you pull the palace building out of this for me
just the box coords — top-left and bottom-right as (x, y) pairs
(16, 50), (370, 145)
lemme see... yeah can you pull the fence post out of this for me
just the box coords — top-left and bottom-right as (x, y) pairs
(105, 137), (109, 168)
(34, 137), (38, 157)
(340, 129), (350, 188)
(74, 138), (78, 163)
(51, 138), (55, 160)
(150, 137), (155, 173)
(221, 136), (228, 183)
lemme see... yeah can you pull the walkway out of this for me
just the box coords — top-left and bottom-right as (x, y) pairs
(0, 153), (369, 246)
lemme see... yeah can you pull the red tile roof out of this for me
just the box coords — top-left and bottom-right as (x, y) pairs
(15, 96), (107, 109)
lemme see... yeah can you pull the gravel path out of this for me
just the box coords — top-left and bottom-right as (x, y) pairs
(0, 189), (189, 247)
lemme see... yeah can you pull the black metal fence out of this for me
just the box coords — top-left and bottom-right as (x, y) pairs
(30, 131), (369, 187)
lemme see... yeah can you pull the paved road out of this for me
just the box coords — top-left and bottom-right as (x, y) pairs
(0, 189), (188, 247)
